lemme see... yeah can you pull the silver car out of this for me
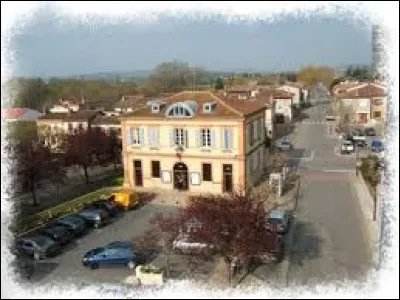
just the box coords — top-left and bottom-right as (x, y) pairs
(276, 140), (292, 151)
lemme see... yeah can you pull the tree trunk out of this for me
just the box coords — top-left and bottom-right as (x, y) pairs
(56, 181), (60, 201)
(165, 250), (170, 278)
(83, 165), (89, 184)
(373, 188), (377, 221)
(31, 182), (38, 206)
(114, 159), (117, 172)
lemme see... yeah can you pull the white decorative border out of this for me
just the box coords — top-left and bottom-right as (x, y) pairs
(1, 2), (398, 299)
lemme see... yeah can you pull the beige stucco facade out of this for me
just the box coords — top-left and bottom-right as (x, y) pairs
(121, 112), (267, 194)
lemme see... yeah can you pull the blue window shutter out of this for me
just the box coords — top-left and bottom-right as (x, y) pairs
(129, 127), (134, 145)
(228, 129), (233, 149)
(169, 128), (174, 147)
(221, 128), (226, 150)
(148, 128), (153, 146)
(155, 128), (159, 147)
(195, 129), (201, 148)
(140, 127), (145, 145)
(211, 128), (216, 149)
(185, 129), (188, 148)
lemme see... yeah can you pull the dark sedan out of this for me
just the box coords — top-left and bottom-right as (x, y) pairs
(55, 214), (87, 237)
(76, 207), (111, 229)
(13, 235), (61, 260)
(85, 199), (119, 217)
(41, 225), (74, 246)
(82, 242), (137, 270)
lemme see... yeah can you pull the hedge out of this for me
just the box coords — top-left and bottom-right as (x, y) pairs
(13, 189), (112, 236)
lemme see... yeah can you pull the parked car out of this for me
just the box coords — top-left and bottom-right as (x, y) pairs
(355, 140), (367, 148)
(352, 129), (367, 142)
(84, 199), (118, 217)
(82, 242), (137, 270)
(325, 109), (336, 121)
(110, 191), (138, 211)
(13, 235), (61, 260)
(55, 214), (87, 237)
(371, 140), (384, 153)
(276, 140), (292, 151)
(172, 219), (215, 254)
(364, 127), (376, 136)
(41, 225), (74, 246)
(340, 140), (354, 154)
(266, 210), (290, 235)
(76, 207), (111, 229)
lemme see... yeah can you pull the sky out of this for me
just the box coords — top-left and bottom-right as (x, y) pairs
(8, 8), (373, 78)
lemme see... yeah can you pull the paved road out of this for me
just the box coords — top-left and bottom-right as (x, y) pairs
(285, 86), (373, 285)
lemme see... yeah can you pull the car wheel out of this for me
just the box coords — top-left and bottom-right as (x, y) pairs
(126, 261), (135, 270)
(90, 263), (99, 270)
(33, 252), (41, 261)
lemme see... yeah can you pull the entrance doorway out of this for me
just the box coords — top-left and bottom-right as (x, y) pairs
(173, 162), (188, 191)
(133, 160), (143, 187)
(222, 164), (233, 193)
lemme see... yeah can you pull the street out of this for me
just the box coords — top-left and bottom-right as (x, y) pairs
(284, 89), (373, 285)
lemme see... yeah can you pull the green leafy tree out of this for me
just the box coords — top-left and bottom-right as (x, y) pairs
(214, 77), (224, 90)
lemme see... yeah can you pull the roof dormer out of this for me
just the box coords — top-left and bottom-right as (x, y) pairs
(203, 101), (217, 113)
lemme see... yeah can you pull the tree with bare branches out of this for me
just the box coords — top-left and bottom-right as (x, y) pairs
(8, 139), (52, 205)
(64, 129), (110, 184)
(138, 189), (281, 286)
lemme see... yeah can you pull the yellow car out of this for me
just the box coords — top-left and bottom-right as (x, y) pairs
(110, 191), (138, 211)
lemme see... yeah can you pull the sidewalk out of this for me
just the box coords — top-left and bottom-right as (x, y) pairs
(349, 172), (380, 268)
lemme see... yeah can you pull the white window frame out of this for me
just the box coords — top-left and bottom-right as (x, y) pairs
(200, 128), (211, 148)
(130, 127), (141, 145)
(174, 128), (186, 147)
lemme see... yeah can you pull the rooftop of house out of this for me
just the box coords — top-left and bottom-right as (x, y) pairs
(258, 87), (294, 99)
(2, 108), (44, 121)
(226, 85), (256, 93)
(113, 95), (147, 110)
(336, 83), (386, 99)
(38, 110), (102, 122)
(121, 91), (269, 121)
(91, 115), (120, 125)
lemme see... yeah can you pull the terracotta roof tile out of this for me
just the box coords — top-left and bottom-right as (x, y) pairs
(120, 91), (268, 120)
(2, 108), (27, 120)
(91, 115), (120, 125)
(336, 83), (386, 99)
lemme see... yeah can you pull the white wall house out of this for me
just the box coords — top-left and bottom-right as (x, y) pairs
(277, 85), (301, 106)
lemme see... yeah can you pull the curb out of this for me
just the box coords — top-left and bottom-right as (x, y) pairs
(348, 173), (380, 268)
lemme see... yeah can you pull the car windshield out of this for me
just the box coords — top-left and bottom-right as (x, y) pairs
(33, 236), (53, 247)
(269, 218), (283, 225)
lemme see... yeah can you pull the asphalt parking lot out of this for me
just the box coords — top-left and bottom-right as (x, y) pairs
(21, 200), (181, 286)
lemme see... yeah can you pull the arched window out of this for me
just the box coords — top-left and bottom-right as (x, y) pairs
(165, 101), (198, 118)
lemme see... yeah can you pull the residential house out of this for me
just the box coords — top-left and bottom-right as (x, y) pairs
(277, 82), (305, 107)
(91, 115), (121, 139)
(2, 108), (43, 122)
(49, 99), (82, 114)
(335, 82), (387, 126)
(113, 95), (147, 114)
(37, 110), (103, 149)
(258, 87), (293, 124)
(120, 91), (268, 194)
(226, 85), (259, 100)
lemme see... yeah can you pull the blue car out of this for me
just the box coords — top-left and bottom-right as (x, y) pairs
(82, 242), (136, 270)
(371, 140), (384, 153)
